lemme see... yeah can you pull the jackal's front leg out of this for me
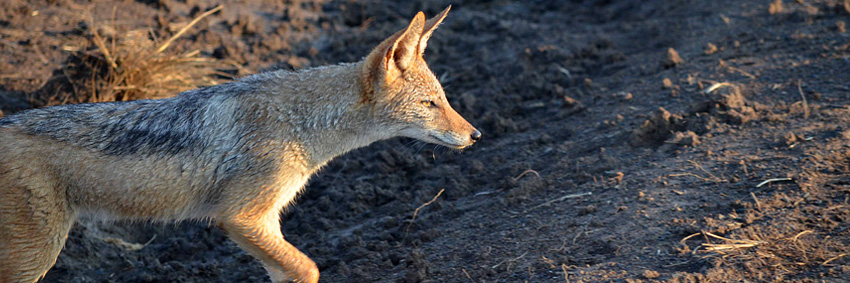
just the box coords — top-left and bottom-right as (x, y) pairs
(219, 214), (319, 283)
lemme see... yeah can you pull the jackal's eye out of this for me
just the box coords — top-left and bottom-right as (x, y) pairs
(421, 100), (436, 108)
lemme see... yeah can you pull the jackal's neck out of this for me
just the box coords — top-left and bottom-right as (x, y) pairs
(253, 62), (389, 170)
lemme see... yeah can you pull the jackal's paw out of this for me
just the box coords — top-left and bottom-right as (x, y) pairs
(283, 263), (318, 283)
(293, 269), (319, 283)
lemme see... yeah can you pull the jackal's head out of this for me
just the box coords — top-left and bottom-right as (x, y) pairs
(359, 6), (480, 149)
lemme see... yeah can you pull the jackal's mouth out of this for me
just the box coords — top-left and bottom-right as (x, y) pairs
(428, 133), (468, 149)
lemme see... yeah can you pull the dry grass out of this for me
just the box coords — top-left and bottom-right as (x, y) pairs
(31, 5), (234, 107)
(682, 227), (850, 274)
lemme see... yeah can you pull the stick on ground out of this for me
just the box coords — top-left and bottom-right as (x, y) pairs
(756, 177), (793, 188)
(405, 189), (445, 236)
(797, 79), (810, 118)
(523, 192), (592, 213)
(513, 169), (540, 181)
(750, 192), (761, 211)
(156, 5), (224, 53)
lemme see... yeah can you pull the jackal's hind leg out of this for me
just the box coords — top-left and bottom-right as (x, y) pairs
(0, 183), (75, 283)
(219, 215), (319, 283)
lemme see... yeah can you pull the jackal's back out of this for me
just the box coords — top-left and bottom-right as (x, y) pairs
(0, 83), (255, 157)
(0, 81), (285, 221)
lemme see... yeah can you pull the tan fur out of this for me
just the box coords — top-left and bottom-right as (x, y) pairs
(0, 6), (476, 283)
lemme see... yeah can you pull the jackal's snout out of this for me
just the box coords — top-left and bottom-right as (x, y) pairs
(455, 126), (481, 148)
(452, 113), (481, 148)
(471, 129), (482, 141)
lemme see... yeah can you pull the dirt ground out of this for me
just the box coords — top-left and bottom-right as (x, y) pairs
(2, 0), (850, 282)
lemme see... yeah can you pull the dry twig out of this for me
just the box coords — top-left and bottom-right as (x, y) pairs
(513, 169), (541, 181)
(823, 253), (848, 266)
(792, 230), (814, 262)
(688, 160), (721, 181)
(668, 173), (714, 182)
(156, 5), (224, 53)
(461, 268), (473, 282)
(756, 177), (793, 188)
(561, 264), (570, 283)
(405, 189), (445, 236)
(523, 192), (592, 213)
(704, 82), (738, 94)
(750, 192), (762, 211)
(797, 79), (810, 118)
(491, 251), (528, 269)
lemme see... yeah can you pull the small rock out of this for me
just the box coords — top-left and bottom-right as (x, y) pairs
(643, 269), (660, 279)
(769, 0), (784, 14)
(578, 205), (597, 216)
(703, 84), (759, 124)
(562, 96), (585, 115)
(667, 131), (701, 146)
(666, 48), (684, 66)
(784, 131), (798, 145)
(615, 92), (633, 101)
(662, 78), (674, 89)
(836, 21), (846, 33)
(705, 43), (718, 54)
(726, 107), (758, 124)
(611, 172), (624, 183)
(630, 107), (682, 147)
(720, 14), (731, 25)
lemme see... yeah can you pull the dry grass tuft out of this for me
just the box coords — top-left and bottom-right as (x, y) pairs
(683, 228), (850, 274)
(682, 231), (764, 256)
(31, 5), (234, 107)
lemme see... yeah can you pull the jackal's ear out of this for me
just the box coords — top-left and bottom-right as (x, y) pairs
(385, 12), (426, 73)
(418, 6), (451, 55)
(360, 12), (426, 102)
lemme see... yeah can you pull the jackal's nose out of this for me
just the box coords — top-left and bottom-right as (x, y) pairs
(470, 130), (481, 142)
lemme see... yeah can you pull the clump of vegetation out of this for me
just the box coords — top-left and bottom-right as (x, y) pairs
(31, 5), (234, 107)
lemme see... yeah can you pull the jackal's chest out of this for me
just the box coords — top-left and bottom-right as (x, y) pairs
(270, 171), (312, 211)
(249, 150), (316, 212)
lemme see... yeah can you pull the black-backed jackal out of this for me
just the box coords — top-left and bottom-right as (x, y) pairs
(0, 7), (478, 283)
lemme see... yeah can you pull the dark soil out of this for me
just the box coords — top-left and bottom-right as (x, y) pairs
(2, 0), (850, 282)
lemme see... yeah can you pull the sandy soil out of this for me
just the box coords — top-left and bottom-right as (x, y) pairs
(2, 0), (850, 282)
